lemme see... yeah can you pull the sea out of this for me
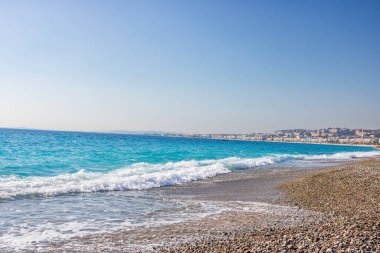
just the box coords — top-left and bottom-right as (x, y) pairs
(0, 128), (379, 251)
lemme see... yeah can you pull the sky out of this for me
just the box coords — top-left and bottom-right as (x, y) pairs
(0, 0), (379, 134)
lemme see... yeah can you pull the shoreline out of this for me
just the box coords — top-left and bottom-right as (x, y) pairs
(46, 165), (323, 252)
(159, 134), (378, 148)
(43, 158), (380, 252)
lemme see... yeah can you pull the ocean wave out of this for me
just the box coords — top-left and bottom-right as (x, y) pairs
(300, 151), (380, 160)
(0, 151), (379, 199)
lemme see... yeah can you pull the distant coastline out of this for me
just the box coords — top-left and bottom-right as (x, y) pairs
(158, 134), (378, 148)
(1, 127), (379, 148)
(153, 128), (380, 147)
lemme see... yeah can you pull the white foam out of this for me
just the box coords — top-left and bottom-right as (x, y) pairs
(0, 151), (379, 199)
(301, 150), (380, 160)
(0, 200), (308, 252)
(0, 158), (260, 199)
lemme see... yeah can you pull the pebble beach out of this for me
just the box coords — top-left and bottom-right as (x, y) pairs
(160, 158), (380, 253)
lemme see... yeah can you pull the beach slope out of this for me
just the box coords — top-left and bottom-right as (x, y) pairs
(162, 159), (380, 252)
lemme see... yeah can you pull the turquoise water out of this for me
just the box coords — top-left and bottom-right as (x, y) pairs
(0, 128), (375, 177)
(0, 128), (378, 251)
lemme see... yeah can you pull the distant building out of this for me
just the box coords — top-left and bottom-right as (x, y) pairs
(355, 130), (363, 137)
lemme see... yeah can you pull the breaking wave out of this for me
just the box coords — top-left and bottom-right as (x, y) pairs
(1, 151), (379, 199)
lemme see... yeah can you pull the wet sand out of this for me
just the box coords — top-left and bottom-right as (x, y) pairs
(45, 159), (380, 252)
(156, 164), (339, 203)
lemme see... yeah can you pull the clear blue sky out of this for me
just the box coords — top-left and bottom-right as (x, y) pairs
(0, 0), (379, 133)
